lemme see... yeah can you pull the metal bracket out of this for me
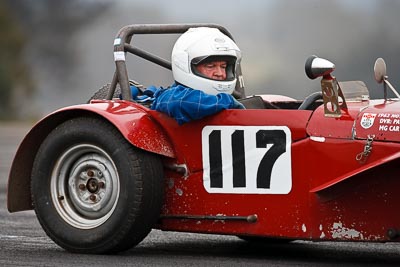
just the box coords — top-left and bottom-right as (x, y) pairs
(321, 77), (347, 118)
(165, 163), (189, 178)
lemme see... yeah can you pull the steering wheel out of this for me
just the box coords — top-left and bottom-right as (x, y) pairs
(298, 92), (323, 110)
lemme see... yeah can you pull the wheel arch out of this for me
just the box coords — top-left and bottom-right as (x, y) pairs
(8, 103), (175, 213)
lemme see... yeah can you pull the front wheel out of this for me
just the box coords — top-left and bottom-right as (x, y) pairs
(31, 117), (164, 254)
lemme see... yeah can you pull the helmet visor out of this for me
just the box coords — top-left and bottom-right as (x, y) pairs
(191, 55), (237, 81)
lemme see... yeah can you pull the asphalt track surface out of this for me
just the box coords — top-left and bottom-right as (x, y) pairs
(0, 122), (399, 266)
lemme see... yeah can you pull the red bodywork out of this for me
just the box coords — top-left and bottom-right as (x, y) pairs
(7, 96), (400, 242)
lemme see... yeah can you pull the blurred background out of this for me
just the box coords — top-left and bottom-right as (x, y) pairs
(1, 0), (400, 120)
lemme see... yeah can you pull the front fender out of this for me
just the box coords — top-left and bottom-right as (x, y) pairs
(8, 101), (175, 212)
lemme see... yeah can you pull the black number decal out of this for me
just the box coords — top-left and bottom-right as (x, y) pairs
(207, 129), (287, 189)
(232, 130), (245, 187)
(256, 130), (286, 188)
(209, 130), (222, 188)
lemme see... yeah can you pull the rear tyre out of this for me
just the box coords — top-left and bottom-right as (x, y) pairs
(31, 117), (164, 254)
(87, 83), (121, 103)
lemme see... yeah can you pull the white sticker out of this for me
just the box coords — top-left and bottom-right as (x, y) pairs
(113, 38), (122, 46)
(360, 113), (376, 129)
(113, 51), (125, 62)
(202, 126), (292, 194)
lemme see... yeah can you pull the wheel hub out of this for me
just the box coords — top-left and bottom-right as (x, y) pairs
(87, 177), (100, 193)
(51, 144), (120, 229)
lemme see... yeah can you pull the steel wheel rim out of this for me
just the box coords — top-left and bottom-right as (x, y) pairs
(50, 144), (120, 229)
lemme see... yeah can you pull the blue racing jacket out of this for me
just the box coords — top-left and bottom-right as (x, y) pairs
(130, 83), (245, 125)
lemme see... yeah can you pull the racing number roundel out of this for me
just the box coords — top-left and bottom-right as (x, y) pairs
(202, 126), (292, 194)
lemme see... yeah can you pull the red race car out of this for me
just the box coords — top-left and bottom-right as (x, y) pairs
(7, 24), (400, 254)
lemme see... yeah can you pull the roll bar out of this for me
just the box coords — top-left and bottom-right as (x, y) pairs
(109, 24), (245, 100)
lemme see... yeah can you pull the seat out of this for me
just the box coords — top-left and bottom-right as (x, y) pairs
(239, 96), (278, 109)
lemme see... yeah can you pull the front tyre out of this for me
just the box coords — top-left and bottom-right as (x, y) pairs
(31, 117), (164, 254)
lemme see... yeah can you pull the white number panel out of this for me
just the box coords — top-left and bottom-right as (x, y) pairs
(202, 126), (292, 194)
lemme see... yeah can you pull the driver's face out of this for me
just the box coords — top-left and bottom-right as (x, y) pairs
(195, 61), (227, 81)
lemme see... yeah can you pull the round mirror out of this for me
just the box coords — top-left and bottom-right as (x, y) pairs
(374, 58), (386, 84)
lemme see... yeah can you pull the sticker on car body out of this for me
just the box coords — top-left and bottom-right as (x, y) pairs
(202, 126), (292, 194)
(360, 113), (377, 129)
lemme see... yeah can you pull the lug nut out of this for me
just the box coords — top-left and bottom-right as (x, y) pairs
(89, 194), (97, 202)
(79, 184), (86, 190)
(98, 181), (105, 188)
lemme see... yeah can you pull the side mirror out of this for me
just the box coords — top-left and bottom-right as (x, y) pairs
(305, 55), (335, 80)
(374, 58), (386, 84)
(373, 58), (400, 99)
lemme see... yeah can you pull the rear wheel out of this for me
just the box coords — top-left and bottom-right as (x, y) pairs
(88, 80), (144, 103)
(87, 83), (121, 103)
(31, 117), (164, 254)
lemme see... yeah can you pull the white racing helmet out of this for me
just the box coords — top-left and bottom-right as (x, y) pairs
(171, 27), (241, 95)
